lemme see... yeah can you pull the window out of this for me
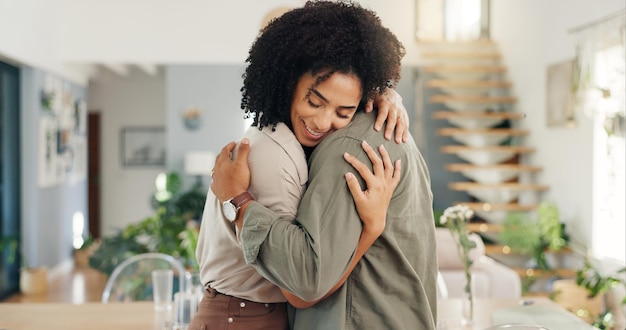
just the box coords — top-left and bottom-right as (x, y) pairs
(591, 43), (625, 263)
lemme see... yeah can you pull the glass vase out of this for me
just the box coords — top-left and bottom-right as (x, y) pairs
(461, 273), (476, 327)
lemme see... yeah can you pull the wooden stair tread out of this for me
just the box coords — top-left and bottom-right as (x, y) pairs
(513, 268), (577, 279)
(484, 245), (573, 257)
(417, 40), (496, 46)
(431, 95), (517, 103)
(438, 128), (529, 136)
(432, 111), (526, 120)
(449, 182), (549, 191)
(427, 80), (512, 88)
(446, 164), (542, 172)
(441, 145), (535, 153)
(467, 223), (502, 233)
(421, 52), (502, 59)
(458, 202), (539, 212)
(422, 66), (506, 73)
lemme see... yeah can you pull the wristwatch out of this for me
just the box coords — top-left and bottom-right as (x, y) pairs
(222, 191), (254, 222)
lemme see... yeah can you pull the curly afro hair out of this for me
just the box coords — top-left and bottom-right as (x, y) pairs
(241, 0), (406, 129)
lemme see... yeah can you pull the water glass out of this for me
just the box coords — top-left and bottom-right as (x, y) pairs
(174, 291), (199, 330)
(152, 269), (174, 312)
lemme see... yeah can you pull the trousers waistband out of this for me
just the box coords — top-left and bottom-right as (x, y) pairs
(204, 284), (282, 306)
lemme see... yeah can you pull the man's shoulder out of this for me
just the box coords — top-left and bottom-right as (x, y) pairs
(317, 111), (416, 154)
(317, 112), (377, 148)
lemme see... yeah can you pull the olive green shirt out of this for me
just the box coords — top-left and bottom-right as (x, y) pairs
(241, 112), (438, 329)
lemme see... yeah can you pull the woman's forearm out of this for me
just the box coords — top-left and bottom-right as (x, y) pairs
(282, 225), (383, 309)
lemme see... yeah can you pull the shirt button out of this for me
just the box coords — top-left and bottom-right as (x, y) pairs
(240, 302), (246, 308)
(265, 304), (269, 308)
(227, 317), (234, 323)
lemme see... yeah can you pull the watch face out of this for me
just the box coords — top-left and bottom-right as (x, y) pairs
(222, 201), (237, 221)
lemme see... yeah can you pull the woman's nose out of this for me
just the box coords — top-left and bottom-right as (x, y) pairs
(311, 111), (333, 131)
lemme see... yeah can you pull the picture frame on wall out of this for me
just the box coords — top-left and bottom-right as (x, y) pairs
(120, 127), (166, 167)
(38, 115), (60, 188)
(546, 59), (577, 127)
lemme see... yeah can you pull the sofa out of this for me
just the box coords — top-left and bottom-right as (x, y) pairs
(436, 228), (522, 299)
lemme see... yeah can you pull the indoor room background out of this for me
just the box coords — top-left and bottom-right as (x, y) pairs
(0, 0), (624, 300)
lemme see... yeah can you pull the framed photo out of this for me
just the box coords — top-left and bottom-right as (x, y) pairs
(121, 127), (166, 167)
(546, 59), (576, 127)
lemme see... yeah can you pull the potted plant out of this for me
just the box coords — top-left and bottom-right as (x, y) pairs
(552, 261), (626, 329)
(89, 171), (203, 277)
(1, 235), (19, 290)
(19, 266), (48, 295)
(73, 234), (98, 268)
(1, 235), (48, 295)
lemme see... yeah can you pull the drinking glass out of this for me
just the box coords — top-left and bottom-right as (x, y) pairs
(152, 269), (174, 312)
(174, 291), (199, 330)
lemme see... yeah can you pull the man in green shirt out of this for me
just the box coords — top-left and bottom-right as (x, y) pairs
(212, 111), (438, 329)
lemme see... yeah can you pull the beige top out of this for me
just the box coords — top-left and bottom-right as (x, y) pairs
(195, 123), (307, 303)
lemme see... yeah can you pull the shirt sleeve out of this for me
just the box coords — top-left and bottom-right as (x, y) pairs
(246, 126), (306, 223)
(240, 135), (363, 301)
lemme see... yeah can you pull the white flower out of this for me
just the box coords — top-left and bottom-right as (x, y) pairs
(439, 215), (448, 225)
(441, 205), (473, 223)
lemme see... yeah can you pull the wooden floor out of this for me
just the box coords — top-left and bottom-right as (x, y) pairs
(2, 265), (108, 303)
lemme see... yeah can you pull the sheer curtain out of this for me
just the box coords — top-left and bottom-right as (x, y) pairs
(571, 11), (625, 128)
(571, 11), (625, 264)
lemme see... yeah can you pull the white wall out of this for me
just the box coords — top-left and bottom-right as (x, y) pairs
(1, 0), (420, 84)
(0, 0), (90, 84)
(87, 68), (166, 235)
(56, 0), (419, 64)
(491, 0), (624, 256)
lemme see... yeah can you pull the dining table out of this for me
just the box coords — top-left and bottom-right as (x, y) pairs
(0, 301), (168, 330)
(0, 297), (594, 330)
(436, 297), (596, 330)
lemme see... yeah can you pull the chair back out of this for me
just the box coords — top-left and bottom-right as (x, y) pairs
(101, 253), (186, 303)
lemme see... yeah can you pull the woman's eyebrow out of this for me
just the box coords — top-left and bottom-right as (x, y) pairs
(311, 88), (358, 110)
(310, 88), (329, 102)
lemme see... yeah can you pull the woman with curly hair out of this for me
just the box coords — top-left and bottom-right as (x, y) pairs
(192, 1), (408, 329)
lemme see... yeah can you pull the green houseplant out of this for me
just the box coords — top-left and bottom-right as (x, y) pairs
(89, 171), (204, 276)
(498, 202), (569, 270)
(576, 262), (626, 329)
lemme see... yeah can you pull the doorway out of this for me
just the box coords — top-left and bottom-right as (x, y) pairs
(87, 112), (101, 239)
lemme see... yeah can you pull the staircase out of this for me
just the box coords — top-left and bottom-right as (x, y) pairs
(417, 40), (573, 296)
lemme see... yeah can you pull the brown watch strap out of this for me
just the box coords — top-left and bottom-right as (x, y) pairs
(231, 191), (254, 208)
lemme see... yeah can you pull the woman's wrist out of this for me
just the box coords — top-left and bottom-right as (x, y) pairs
(362, 219), (385, 238)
